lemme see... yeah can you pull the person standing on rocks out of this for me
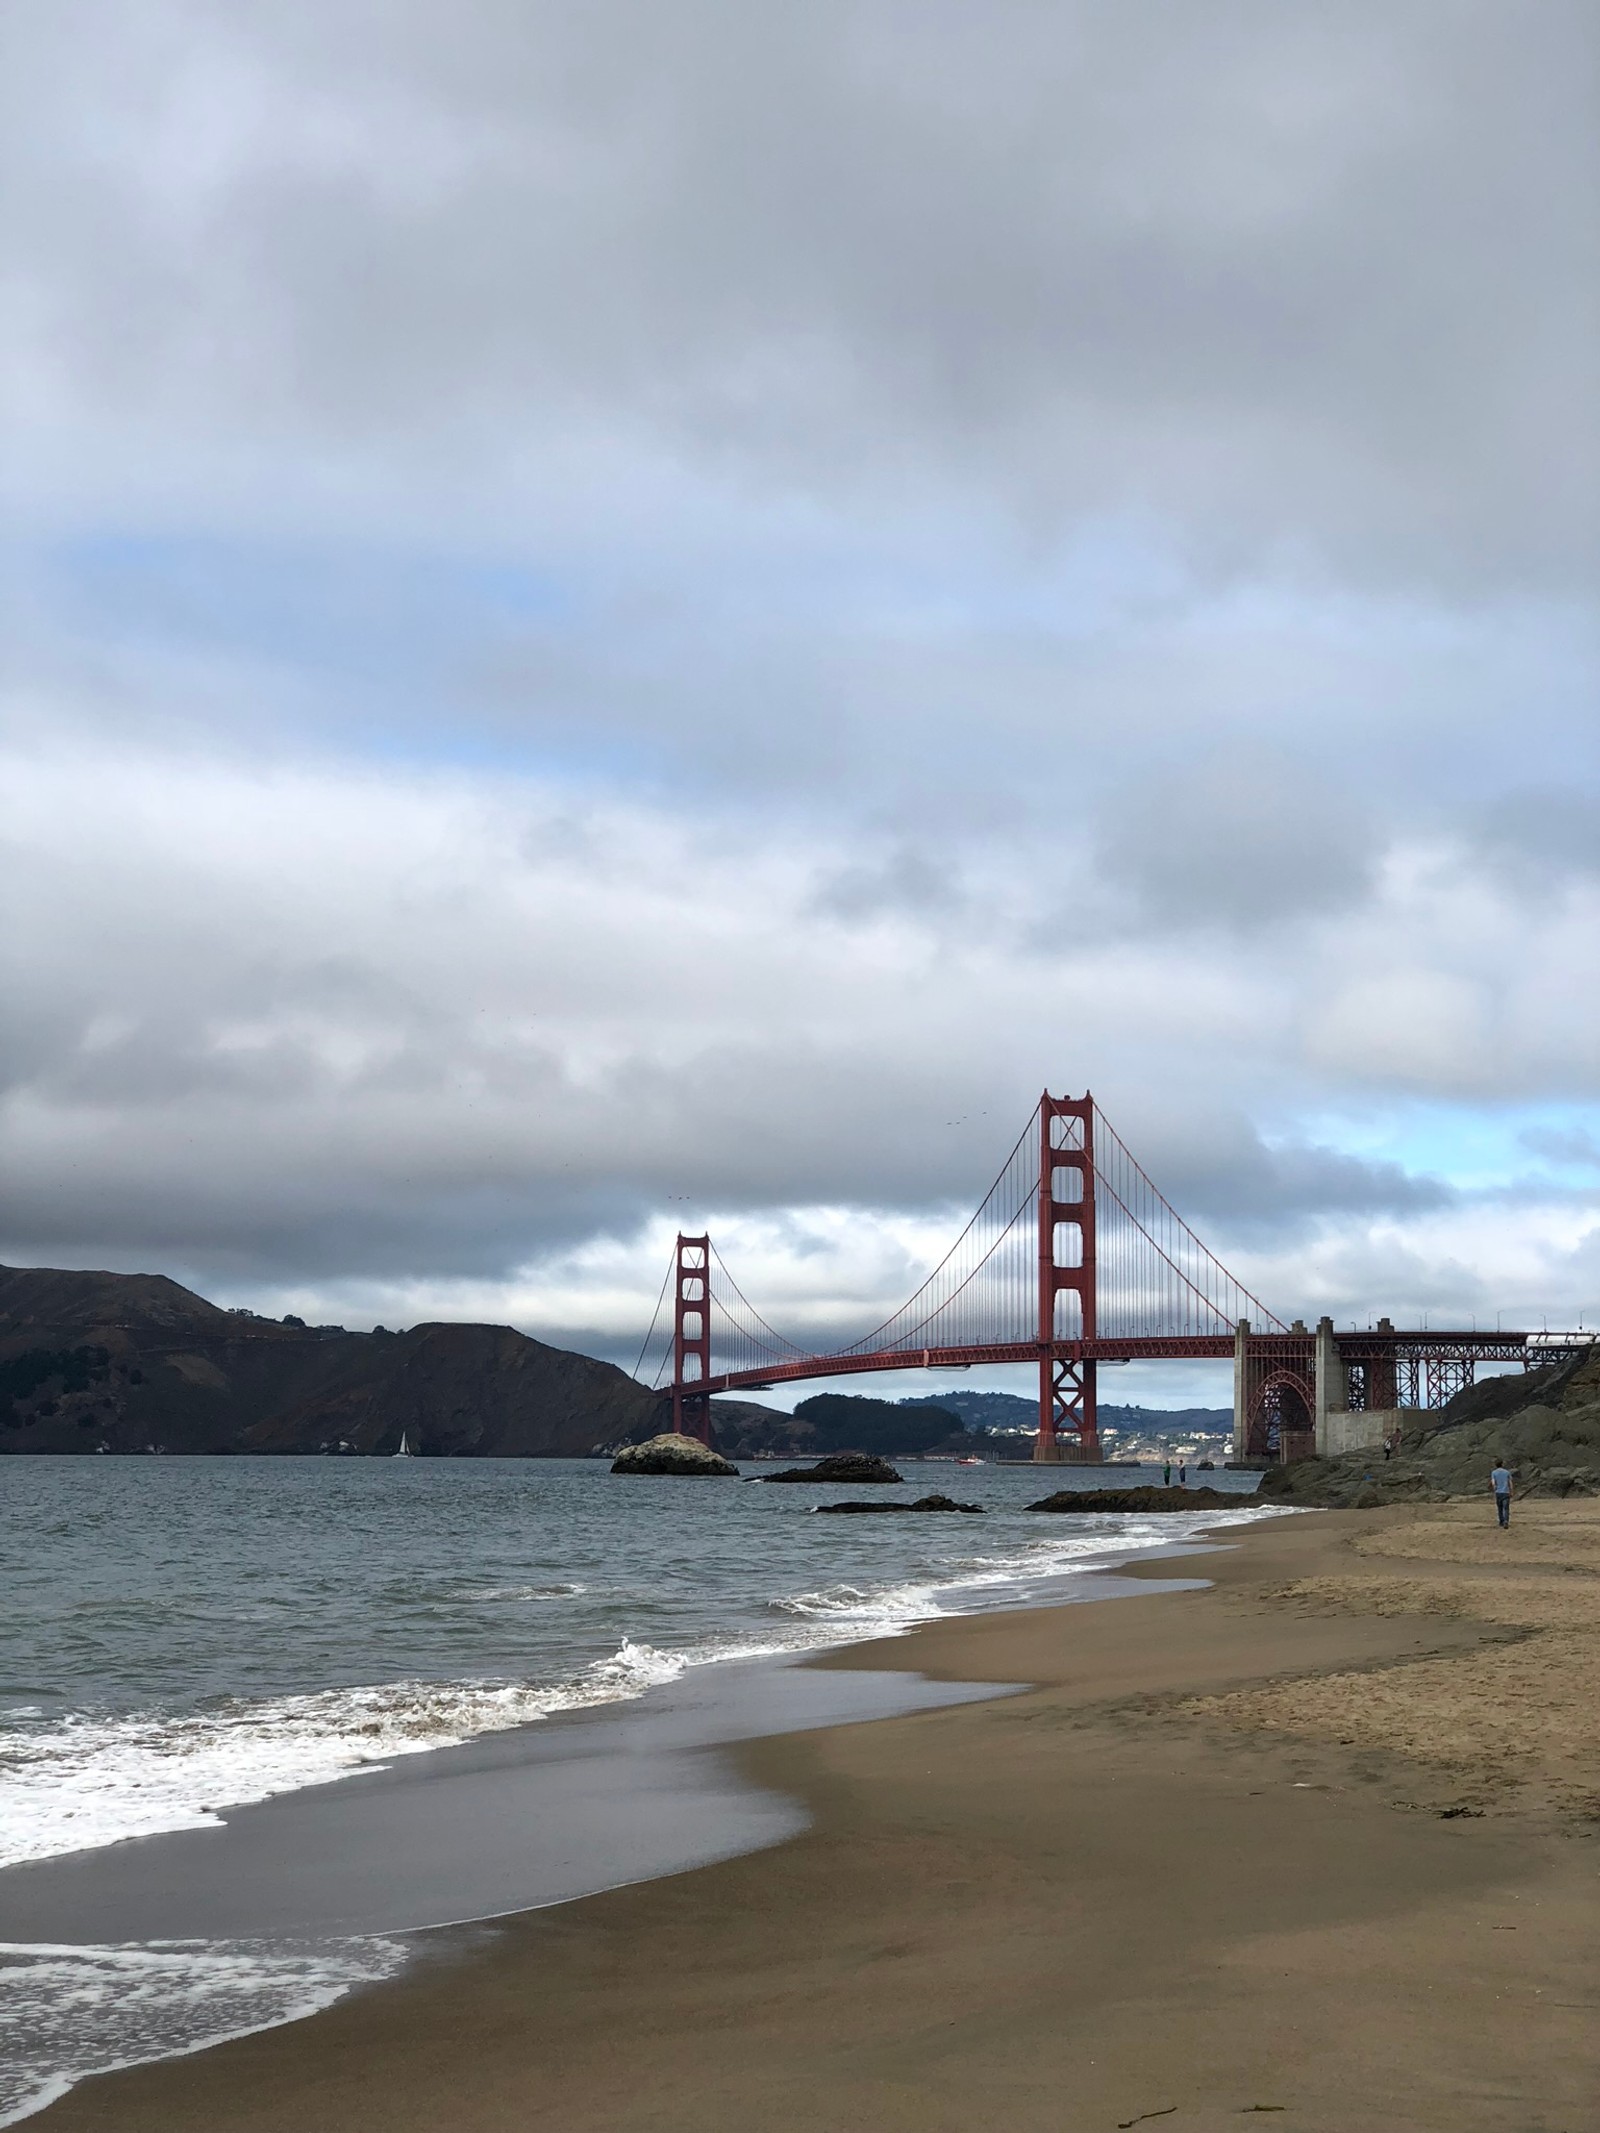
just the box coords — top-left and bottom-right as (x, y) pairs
(1491, 1458), (1513, 1529)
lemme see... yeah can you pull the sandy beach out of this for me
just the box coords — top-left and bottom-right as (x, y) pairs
(36, 1504), (1600, 2133)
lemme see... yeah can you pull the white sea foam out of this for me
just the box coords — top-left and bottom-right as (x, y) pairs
(772, 1504), (1272, 1638)
(0, 1937), (406, 2128)
(1, 1640), (720, 1871)
(772, 1579), (944, 1629)
(466, 1582), (588, 1602)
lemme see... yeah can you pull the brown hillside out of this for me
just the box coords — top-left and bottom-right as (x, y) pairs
(0, 1262), (237, 1333)
(0, 1266), (668, 1457)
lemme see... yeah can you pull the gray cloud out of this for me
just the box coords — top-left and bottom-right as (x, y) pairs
(1092, 749), (1374, 932)
(4, 2), (1596, 591)
(1473, 789), (1600, 894)
(809, 845), (968, 924)
(1520, 1123), (1600, 1173)
(1156, 1134), (1456, 1239)
(2, 3), (1597, 1350)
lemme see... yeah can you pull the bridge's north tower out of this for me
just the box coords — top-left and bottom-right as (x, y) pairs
(671, 1233), (712, 1442)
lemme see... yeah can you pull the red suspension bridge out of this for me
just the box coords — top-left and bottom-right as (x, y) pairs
(636, 1091), (1589, 1464)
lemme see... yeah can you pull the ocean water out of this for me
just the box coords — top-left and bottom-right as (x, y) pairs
(0, 1454), (1268, 2122)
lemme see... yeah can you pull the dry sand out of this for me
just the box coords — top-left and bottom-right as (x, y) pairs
(1190, 1502), (1600, 1822)
(38, 1506), (1600, 2133)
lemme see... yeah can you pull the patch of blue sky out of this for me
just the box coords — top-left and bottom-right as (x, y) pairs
(51, 527), (569, 680)
(30, 526), (682, 788)
(1275, 1100), (1600, 1195)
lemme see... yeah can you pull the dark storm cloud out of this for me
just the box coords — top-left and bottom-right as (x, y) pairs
(1181, 1138), (1456, 1239)
(1098, 1105), (1458, 1244)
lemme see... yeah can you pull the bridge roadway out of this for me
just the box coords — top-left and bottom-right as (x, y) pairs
(696, 1328), (1547, 1401)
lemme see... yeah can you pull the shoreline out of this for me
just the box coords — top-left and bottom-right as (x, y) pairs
(27, 1504), (1600, 2130)
(0, 1513), (1257, 2126)
(1, 1458), (1266, 1878)
(2, 1513), (1256, 1927)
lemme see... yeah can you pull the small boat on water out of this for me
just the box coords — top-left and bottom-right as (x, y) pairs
(393, 1430), (413, 1458)
(955, 1455), (985, 1467)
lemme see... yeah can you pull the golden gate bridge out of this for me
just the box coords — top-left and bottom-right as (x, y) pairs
(636, 1091), (1589, 1464)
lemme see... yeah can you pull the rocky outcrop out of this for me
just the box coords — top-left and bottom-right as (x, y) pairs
(610, 1432), (740, 1476)
(815, 1493), (984, 1514)
(1260, 1347), (1600, 1508)
(761, 1453), (905, 1484)
(1026, 1485), (1240, 1513)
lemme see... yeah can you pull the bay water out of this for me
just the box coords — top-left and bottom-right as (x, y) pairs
(1, 1454), (1267, 2121)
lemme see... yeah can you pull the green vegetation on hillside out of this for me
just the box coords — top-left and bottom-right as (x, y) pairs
(792, 1393), (962, 1456)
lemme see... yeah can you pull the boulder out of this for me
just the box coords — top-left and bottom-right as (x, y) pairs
(611, 1432), (739, 1477)
(1529, 1466), (1600, 1499)
(815, 1493), (984, 1515)
(1026, 1485), (1240, 1513)
(761, 1453), (904, 1484)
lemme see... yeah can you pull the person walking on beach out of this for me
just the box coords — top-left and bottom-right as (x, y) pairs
(1491, 1458), (1513, 1529)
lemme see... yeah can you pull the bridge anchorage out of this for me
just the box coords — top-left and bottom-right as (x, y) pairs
(640, 1092), (1592, 1465)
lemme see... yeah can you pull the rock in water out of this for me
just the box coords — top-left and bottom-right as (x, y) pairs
(611, 1433), (739, 1477)
(1026, 1485), (1239, 1513)
(815, 1493), (984, 1515)
(761, 1453), (904, 1484)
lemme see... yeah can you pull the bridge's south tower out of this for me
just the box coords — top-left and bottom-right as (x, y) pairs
(1036, 1092), (1100, 1462)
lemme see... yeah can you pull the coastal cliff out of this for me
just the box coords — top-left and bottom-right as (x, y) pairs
(0, 1263), (666, 1456)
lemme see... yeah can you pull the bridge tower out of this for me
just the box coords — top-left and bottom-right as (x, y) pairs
(672, 1233), (713, 1445)
(1036, 1092), (1101, 1463)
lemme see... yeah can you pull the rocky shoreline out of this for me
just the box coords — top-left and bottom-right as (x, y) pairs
(1262, 1346), (1600, 1509)
(1027, 1484), (1239, 1513)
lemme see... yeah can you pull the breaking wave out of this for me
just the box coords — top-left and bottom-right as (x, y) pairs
(0, 1938), (407, 2130)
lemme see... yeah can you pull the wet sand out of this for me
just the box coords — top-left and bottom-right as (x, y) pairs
(36, 1506), (1600, 2132)
(2, 1651), (1017, 1942)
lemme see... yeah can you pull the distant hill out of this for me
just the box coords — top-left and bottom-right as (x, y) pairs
(890, 1388), (1231, 1440)
(710, 1387), (1235, 1459)
(792, 1393), (960, 1457)
(0, 1264), (233, 1334)
(0, 1263), (671, 1457)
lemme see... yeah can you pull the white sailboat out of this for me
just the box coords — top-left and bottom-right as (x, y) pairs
(393, 1430), (413, 1458)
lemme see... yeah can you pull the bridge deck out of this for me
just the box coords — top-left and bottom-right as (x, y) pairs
(697, 1329), (1549, 1401)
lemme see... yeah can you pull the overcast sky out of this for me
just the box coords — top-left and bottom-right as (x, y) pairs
(3, 1), (1597, 1407)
